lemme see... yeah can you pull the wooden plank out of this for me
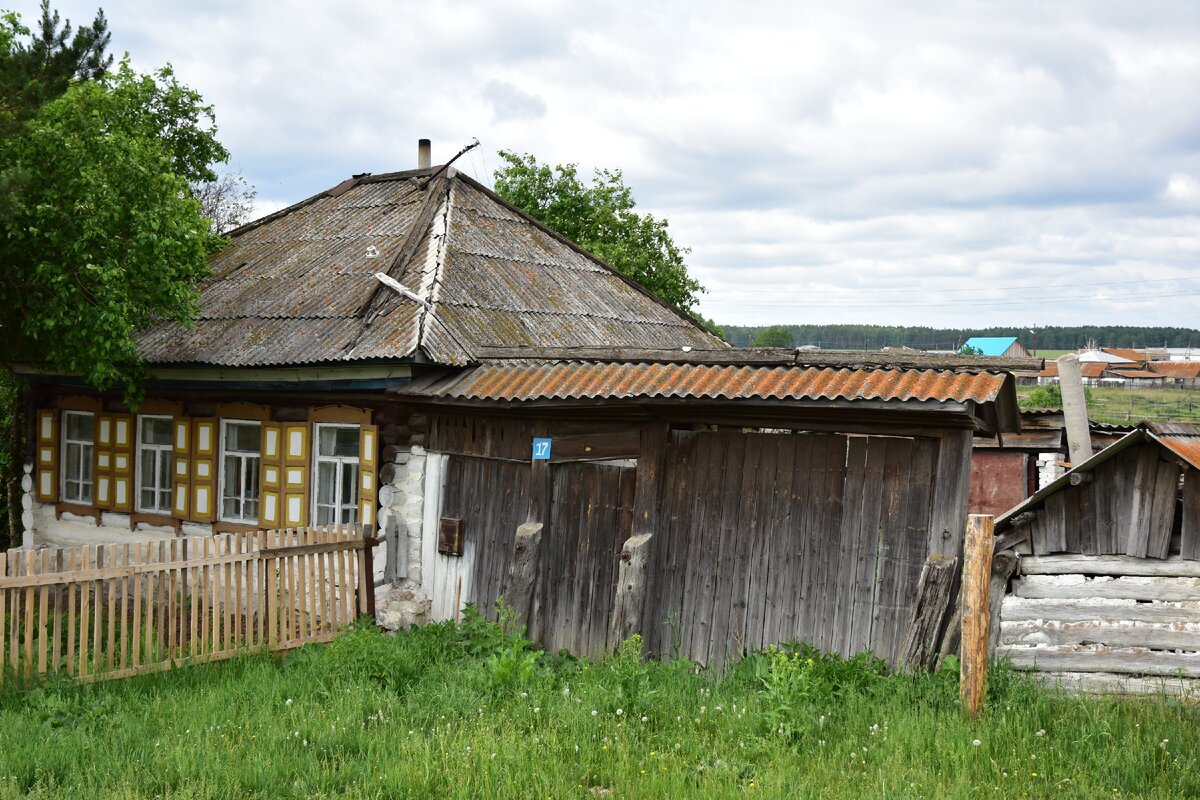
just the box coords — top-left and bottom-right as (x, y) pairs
(927, 429), (972, 559)
(37, 549), (50, 675)
(694, 432), (743, 665)
(847, 436), (888, 656)
(898, 554), (958, 673)
(1147, 461), (1181, 560)
(1000, 644), (1200, 677)
(78, 546), (91, 678)
(548, 429), (640, 463)
(812, 434), (848, 655)
(1076, 479), (1098, 556)
(51, 550), (63, 672)
(1033, 671), (1200, 696)
(1003, 595), (1200, 626)
(1013, 574), (1200, 602)
(827, 436), (867, 657)
(130, 544), (143, 669)
(1124, 446), (1160, 558)
(1001, 619), (1200, 650)
(1022, 554), (1200, 577)
(745, 435), (784, 653)
(869, 436), (912, 661)
(64, 548), (76, 675)
(788, 433), (824, 648)
(0, 552), (6, 680)
(1040, 492), (1068, 554)
(887, 436), (936, 664)
(1182, 468), (1200, 561)
(716, 432), (766, 670)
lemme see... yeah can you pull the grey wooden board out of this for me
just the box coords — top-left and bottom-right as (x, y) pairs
(1001, 619), (1200, 651)
(1033, 671), (1200, 697)
(1002, 596), (1200, 625)
(1183, 468), (1200, 561)
(1147, 460), (1180, 560)
(1000, 644), (1200, 678)
(1021, 554), (1200, 577)
(1012, 574), (1200, 602)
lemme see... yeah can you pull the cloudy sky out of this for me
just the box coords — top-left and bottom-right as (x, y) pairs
(15, 0), (1200, 329)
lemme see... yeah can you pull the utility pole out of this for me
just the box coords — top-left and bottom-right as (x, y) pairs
(1058, 354), (1092, 467)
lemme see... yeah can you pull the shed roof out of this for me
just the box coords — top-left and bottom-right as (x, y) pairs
(995, 422), (1200, 530)
(136, 168), (723, 367)
(1148, 361), (1200, 378)
(397, 349), (1024, 431)
(963, 337), (1018, 356)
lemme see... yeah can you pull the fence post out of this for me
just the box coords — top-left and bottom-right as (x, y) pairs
(961, 514), (994, 718)
(360, 523), (376, 620)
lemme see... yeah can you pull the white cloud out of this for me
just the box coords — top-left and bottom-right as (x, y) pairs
(15, 0), (1200, 328)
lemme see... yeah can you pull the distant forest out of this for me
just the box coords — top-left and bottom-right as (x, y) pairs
(719, 324), (1200, 351)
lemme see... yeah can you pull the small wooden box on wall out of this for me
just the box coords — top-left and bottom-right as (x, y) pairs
(438, 517), (464, 556)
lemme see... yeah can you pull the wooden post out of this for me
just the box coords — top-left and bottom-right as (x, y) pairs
(608, 533), (652, 650)
(987, 549), (1019, 656)
(506, 522), (543, 638)
(630, 421), (668, 647)
(360, 523), (377, 619)
(898, 554), (958, 673)
(961, 514), (994, 718)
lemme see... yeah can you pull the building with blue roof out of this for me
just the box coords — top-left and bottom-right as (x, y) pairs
(961, 336), (1031, 358)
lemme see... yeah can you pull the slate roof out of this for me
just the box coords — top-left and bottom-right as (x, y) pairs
(136, 168), (723, 367)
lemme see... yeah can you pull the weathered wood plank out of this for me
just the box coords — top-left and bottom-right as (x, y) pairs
(1000, 644), (1200, 677)
(695, 433), (744, 666)
(1021, 554), (1200, 578)
(754, 434), (795, 652)
(1040, 492), (1067, 554)
(1001, 619), (1200, 651)
(506, 522), (543, 636)
(927, 429), (972, 559)
(609, 533), (653, 649)
(870, 436), (912, 661)
(988, 550), (1019, 656)
(898, 554), (958, 673)
(961, 515), (994, 718)
(1124, 446), (1160, 558)
(1147, 460), (1181, 560)
(847, 436), (887, 656)
(779, 431), (816, 648)
(1032, 671), (1200, 697)
(829, 436), (868, 657)
(1012, 574), (1200, 602)
(1184, 468), (1200, 561)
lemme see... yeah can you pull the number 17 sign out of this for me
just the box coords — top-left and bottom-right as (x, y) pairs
(532, 437), (552, 461)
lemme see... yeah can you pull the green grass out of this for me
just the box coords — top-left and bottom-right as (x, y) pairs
(1018, 385), (1200, 425)
(0, 614), (1197, 799)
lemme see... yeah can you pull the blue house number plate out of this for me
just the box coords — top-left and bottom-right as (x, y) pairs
(532, 437), (552, 461)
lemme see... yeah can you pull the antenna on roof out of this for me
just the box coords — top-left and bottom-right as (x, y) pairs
(418, 138), (481, 188)
(374, 272), (431, 308)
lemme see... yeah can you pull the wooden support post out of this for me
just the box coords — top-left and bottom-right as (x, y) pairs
(630, 421), (669, 649)
(898, 554), (958, 673)
(961, 514), (994, 718)
(506, 522), (543, 639)
(360, 523), (377, 619)
(608, 533), (653, 650)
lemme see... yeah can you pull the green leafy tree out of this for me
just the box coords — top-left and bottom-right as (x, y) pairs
(753, 325), (794, 347)
(493, 150), (704, 312)
(0, 6), (231, 547)
(958, 344), (984, 356)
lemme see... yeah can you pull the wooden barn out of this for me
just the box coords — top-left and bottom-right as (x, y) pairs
(393, 347), (1027, 669)
(992, 422), (1200, 694)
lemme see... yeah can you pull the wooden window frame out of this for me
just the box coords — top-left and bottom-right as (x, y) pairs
(61, 410), (96, 505)
(136, 414), (174, 515)
(218, 418), (262, 525)
(311, 422), (360, 527)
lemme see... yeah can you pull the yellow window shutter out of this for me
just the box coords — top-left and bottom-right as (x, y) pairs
(109, 414), (134, 512)
(281, 422), (309, 527)
(359, 423), (378, 531)
(172, 417), (191, 518)
(259, 422), (284, 528)
(92, 413), (114, 509)
(35, 409), (58, 502)
(190, 418), (217, 522)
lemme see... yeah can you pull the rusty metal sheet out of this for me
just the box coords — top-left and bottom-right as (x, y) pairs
(429, 361), (1009, 404)
(969, 450), (1032, 517)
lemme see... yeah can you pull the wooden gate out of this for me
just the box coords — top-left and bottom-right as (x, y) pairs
(436, 454), (633, 655)
(647, 429), (942, 669)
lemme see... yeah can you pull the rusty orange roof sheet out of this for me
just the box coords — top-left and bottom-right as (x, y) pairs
(430, 362), (1010, 404)
(1148, 361), (1200, 378)
(1147, 422), (1200, 469)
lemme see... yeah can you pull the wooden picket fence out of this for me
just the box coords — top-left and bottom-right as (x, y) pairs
(0, 526), (375, 684)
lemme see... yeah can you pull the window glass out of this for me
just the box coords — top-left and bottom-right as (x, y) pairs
(66, 413), (94, 442)
(141, 417), (172, 446)
(220, 420), (262, 524)
(137, 415), (173, 514)
(62, 410), (94, 504)
(318, 426), (359, 457)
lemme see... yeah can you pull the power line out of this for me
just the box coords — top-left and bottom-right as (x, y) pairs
(707, 275), (1200, 298)
(703, 288), (1200, 310)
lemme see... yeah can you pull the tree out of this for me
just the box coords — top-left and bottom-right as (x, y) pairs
(0, 58), (228, 392)
(753, 325), (794, 348)
(493, 150), (704, 312)
(958, 345), (984, 356)
(193, 169), (258, 234)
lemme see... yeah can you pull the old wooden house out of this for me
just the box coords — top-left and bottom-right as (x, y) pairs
(993, 422), (1200, 694)
(18, 156), (1033, 670)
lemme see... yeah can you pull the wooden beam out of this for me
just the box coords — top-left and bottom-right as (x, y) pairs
(961, 514), (994, 719)
(505, 522), (543, 640)
(1021, 554), (1200, 578)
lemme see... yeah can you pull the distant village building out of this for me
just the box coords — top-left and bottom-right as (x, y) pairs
(962, 336), (1031, 358)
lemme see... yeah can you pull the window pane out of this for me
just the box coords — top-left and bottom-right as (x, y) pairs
(80, 444), (93, 484)
(157, 451), (171, 491)
(66, 413), (94, 442)
(315, 504), (333, 526)
(245, 457), (259, 501)
(340, 463), (358, 507)
(317, 461), (337, 506)
(318, 426), (359, 457)
(142, 417), (172, 445)
(222, 455), (239, 501)
(225, 422), (261, 453)
(139, 448), (155, 491)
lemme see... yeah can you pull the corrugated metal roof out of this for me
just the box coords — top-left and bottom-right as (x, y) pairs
(1148, 361), (1200, 378)
(1108, 369), (1166, 380)
(415, 361), (1010, 404)
(136, 168), (723, 367)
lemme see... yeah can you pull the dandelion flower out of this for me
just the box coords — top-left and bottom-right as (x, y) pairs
(972, 739), (981, 747)
(641, 716), (648, 723)
(1035, 729), (1045, 737)
(591, 710), (598, 717)
(285, 698), (293, 707)
(616, 709), (624, 716)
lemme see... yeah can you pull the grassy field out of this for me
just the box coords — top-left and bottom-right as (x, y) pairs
(1019, 384), (1200, 425)
(0, 613), (1197, 799)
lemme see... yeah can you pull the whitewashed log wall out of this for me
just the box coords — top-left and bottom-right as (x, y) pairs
(999, 554), (1200, 696)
